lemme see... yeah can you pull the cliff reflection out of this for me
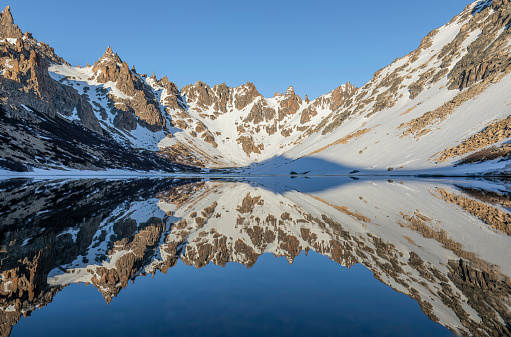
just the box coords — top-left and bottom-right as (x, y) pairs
(0, 177), (510, 337)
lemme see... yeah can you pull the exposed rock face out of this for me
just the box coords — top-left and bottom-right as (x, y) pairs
(244, 100), (276, 126)
(0, 27), (101, 133)
(159, 76), (186, 112)
(448, 0), (511, 90)
(158, 142), (208, 168)
(399, 77), (497, 139)
(234, 82), (262, 110)
(237, 135), (264, 157)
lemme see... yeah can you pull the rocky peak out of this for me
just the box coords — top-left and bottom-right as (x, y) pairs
(285, 86), (296, 96)
(181, 81), (214, 106)
(278, 85), (302, 117)
(91, 47), (128, 83)
(299, 82), (356, 125)
(92, 46), (122, 69)
(0, 6), (23, 38)
(159, 76), (179, 93)
(158, 75), (186, 111)
(328, 82), (357, 111)
(84, 47), (168, 132)
(234, 82), (261, 110)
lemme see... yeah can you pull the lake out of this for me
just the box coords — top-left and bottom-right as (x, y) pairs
(0, 176), (510, 336)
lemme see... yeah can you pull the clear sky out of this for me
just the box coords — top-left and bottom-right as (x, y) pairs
(8, 0), (472, 99)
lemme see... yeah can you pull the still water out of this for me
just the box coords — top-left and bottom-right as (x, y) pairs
(0, 176), (510, 336)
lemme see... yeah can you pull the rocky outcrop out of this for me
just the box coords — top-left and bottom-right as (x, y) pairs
(244, 99), (276, 125)
(236, 135), (264, 157)
(435, 114), (511, 164)
(0, 105), (192, 172)
(278, 86), (302, 118)
(159, 76), (187, 112)
(181, 81), (262, 113)
(158, 142), (208, 168)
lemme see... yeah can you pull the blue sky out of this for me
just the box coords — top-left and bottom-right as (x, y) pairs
(9, 0), (472, 99)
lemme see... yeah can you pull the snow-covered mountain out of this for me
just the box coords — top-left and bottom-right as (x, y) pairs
(1, 1), (510, 174)
(0, 177), (510, 336)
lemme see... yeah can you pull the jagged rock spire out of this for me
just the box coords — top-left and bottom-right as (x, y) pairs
(1, 6), (15, 27)
(93, 46), (122, 69)
(101, 45), (119, 60)
(285, 86), (296, 96)
(0, 6), (23, 38)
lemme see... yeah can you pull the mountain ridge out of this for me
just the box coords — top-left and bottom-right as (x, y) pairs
(1, 1), (511, 174)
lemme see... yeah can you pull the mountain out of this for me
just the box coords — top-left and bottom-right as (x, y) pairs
(0, 7), (194, 173)
(0, 178), (510, 336)
(1, 1), (511, 174)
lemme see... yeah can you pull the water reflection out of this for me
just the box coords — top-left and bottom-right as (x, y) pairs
(0, 177), (510, 336)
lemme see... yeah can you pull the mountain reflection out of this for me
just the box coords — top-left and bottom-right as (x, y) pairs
(0, 177), (510, 337)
